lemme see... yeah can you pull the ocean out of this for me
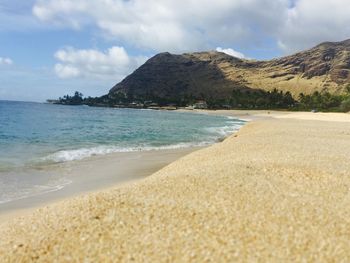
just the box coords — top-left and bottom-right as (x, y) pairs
(0, 100), (245, 205)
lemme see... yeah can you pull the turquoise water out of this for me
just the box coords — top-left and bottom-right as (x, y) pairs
(0, 100), (244, 204)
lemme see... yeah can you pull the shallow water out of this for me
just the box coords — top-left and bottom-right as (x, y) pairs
(0, 100), (245, 204)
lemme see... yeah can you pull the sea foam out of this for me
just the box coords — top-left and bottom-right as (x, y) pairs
(42, 142), (211, 163)
(0, 177), (72, 205)
(43, 119), (243, 163)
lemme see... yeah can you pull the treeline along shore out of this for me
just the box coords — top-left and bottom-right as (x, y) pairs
(49, 40), (350, 112)
(49, 85), (350, 112)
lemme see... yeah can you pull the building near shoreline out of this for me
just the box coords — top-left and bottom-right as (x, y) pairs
(193, 101), (208, 109)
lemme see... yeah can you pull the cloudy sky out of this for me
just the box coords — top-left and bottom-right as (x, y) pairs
(0, 0), (349, 102)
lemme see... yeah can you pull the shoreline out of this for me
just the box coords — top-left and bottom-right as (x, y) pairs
(176, 108), (300, 121)
(0, 147), (202, 222)
(2, 110), (350, 260)
(0, 109), (246, 221)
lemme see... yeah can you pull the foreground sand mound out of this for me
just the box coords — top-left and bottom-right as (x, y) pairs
(1, 113), (350, 262)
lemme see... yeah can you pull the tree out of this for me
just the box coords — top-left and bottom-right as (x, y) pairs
(340, 98), (350, 112)
(298, 93), (305, 101)
(57, 91), (84, 105)
(71, 91), (83, 104)
(283, 91), (294, 107)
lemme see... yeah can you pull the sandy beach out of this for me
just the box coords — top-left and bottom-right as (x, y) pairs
(0, 147), (200, 221)
(1, 110), (350, 261)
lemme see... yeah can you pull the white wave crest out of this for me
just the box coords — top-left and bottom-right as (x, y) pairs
(43, 119), (245, 163)
(42, 142), (212, 163)
(205, 125), (240, 137)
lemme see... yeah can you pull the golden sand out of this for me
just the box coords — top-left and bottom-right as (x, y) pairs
(0, 147), (199, 220)
(1, 111), (350, 262)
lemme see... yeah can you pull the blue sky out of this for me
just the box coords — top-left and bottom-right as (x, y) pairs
(0, 0), (349, 102)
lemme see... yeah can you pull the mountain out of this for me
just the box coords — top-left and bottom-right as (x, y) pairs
(109, 39), (350, 102)
(109, 52), (250, 102)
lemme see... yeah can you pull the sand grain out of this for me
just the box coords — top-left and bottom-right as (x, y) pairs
(1, 112), (350, 262)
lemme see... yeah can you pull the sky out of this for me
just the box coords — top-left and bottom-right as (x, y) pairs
(0, 0), (350, 102)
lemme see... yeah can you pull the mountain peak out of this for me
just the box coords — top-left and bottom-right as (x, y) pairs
(312, 39), (350, 51)
(109, 39), (350, 102)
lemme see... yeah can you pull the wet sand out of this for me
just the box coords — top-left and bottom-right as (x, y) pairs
(1, 111), (350, 261)
(0, 147), (200, 221)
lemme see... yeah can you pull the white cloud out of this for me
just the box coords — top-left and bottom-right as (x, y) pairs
(216, 47), (245, 59)
(54, 64), (79, 78)
(54, 46), (148, 79)
(277, 0), (350, 53)
(33, 0), (289, 53)
(31, 0), (350, 55)
(0, 57), (13, 65)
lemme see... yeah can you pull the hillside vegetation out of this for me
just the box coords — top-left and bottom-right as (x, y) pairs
(56, 40), (350, 111)
(109, 39), (350, 104)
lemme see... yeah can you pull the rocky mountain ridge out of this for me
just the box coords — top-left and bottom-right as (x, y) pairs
(109, 39), (350, 101)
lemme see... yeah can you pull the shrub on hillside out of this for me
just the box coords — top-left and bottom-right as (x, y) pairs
(340, 98), (350, 112)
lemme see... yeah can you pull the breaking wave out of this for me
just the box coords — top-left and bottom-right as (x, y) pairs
(42, 118), (243, 163)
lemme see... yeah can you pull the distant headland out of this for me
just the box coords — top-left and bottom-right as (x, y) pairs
(51, 39), (350, 112)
